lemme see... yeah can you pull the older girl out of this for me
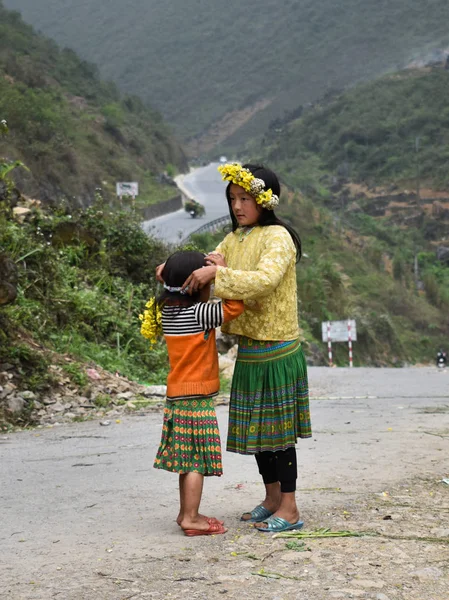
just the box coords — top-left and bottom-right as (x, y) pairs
(182, 164), (311, 533)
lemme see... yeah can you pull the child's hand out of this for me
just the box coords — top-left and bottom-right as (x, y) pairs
(205, 252), (227, 268)
(183, 265), (217, 293)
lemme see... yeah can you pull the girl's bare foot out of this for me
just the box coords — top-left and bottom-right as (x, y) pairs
(177, 513), (224, 527)
(183, 521), (228, 536)
(180, 515), (227, 533)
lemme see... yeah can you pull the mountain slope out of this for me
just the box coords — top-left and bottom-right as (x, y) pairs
(0, 3), (187, 206)
(243, 65), (449, 361)
(265, 66), (449, 190)
(6, 0), (449, 151)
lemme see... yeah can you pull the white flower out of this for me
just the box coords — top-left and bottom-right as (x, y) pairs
(249, 178), (265, 196)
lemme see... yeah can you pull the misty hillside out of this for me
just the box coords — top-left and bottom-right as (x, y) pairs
(0, 2), (187, 206)
(6, 0), (449, 153)
(266, 66), (449, 190)
(259, 63), (449, 255)
(255, 65), (449, 364)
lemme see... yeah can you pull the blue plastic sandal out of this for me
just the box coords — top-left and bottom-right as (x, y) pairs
(256, 516), (304, 533)
(240, 504), (273, 522)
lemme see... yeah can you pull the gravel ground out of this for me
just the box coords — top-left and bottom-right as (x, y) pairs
(1, 366), (448, 600)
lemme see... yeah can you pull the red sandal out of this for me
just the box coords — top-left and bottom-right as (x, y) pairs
(183, 523), (227, 536)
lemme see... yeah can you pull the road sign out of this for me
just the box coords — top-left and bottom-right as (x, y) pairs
(322, 320), (357, 368)
(116, 182), (139, 198)
(322, 320), (357, 342)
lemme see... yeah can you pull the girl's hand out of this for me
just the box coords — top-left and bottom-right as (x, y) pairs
(183, 265), (217, 293)
(155, 262), (166, 283)
(205, 252), (227, 268)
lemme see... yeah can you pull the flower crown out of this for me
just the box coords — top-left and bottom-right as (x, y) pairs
(217, 163), (279, 210)
(139, 297), (162, 345)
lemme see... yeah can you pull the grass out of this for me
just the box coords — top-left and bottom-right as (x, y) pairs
(93, 394), (113, 409)
(61, 362), (88, 388)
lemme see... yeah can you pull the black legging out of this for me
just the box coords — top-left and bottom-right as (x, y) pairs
(255, 447), (297, 493)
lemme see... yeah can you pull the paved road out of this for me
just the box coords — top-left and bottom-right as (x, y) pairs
(1, 367), (448, 599)
(142, 163), (229, 243)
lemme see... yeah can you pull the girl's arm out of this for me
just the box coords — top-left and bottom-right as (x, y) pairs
(193, 299), (244, 331)
(181, 235), (230, 292)
(155, 262), (165, 283)
(214, 228), (295, 301)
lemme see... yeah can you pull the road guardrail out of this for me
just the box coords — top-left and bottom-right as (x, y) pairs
(181, 214), (232, 244)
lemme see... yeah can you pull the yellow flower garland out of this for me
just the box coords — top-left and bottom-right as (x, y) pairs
(139, 297), (162, 345)
(217, 163), (279, 210)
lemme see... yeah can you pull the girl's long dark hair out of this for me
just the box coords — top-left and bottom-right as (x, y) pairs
(158, 250), (206, 307)
(225, 163), (302, 262)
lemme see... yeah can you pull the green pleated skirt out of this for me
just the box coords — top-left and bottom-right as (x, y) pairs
(227, 337), (311, 455)
(154, 397), (223, 476)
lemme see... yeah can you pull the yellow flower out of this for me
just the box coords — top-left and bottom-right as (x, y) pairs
(139, 297), (162, 345)
(217, 163), (279, 209)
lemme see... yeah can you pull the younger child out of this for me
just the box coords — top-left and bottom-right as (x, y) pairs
(141, 250), (244, 536)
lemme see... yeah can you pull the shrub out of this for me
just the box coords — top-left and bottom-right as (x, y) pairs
(0, 197), (171, 386)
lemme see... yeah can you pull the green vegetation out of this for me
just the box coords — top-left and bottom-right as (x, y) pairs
(6, 0), (449, 148)
(3, 341), (56, 393)
(239, 67), (449, 364)
(191, 207), (449, 366)
(267, 67), (449, 188)
(61, 362), (89, 388)
(0, 190), (174, 389)
(94, 394), (113, 409)
(0, 3), (186, 206)
(295, 205), (448, 366)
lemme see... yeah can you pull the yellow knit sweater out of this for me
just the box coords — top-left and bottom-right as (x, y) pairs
(214, 225), (300, 341)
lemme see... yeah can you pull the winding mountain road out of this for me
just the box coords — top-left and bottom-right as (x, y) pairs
(142, 162), (229, 243)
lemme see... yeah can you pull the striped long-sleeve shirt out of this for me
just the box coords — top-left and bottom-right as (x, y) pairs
(162, 299), (244, 400)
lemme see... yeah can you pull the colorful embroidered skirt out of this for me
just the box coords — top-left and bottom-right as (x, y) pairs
(227, 337), (311, 455)
(154, 397), (223, 476)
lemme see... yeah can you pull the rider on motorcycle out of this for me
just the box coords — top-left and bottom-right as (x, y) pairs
(436, 349), (447, 368)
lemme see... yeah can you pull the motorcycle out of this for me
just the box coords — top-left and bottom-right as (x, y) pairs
(436, 350), (447, 369)
(185, 199), (205, 219)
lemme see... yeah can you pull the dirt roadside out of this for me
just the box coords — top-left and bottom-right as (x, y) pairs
(1, 367), (448, 600)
